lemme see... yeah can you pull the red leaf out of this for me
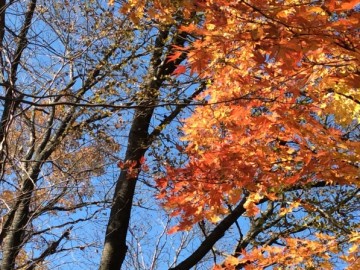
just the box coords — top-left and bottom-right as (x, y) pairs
(167, 51), (182, 63)
(173, 65), (187, 76)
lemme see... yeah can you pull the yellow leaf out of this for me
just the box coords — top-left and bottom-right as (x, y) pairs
(244, 200), (260, 216)
(349, 244), (358, 253)
(209, 214), (222, 223)
(206, 23), (216, 30)
(224, 256), (240, 266)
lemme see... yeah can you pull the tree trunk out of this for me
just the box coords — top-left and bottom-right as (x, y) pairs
(99, 27), (189, 270)
(99, 107), (152, 270)
(1, 167), (40, 270)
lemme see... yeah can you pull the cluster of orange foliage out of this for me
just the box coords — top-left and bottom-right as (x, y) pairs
(219, 232), (360, 270)
(123, 0), (360, 268)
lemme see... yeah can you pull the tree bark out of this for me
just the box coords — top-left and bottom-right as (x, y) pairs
(99, 27), (189, 270)
(1, 168), (40, 270)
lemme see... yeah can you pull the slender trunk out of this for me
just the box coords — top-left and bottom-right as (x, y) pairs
(99, 47), (164, 269)
(99, 27), (189, 270)
(99, 106), (153, 270)
(0, 0), (36, 174)
(1, 167), (40, 270)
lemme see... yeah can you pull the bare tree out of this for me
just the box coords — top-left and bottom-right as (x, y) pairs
(0, 0), (205, 268)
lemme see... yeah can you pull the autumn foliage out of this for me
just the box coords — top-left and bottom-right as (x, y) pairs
(122, 0), (360, 269)
(1, 0), (359, 269)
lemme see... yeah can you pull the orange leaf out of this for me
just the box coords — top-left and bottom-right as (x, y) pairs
(339, 0), (360, 10)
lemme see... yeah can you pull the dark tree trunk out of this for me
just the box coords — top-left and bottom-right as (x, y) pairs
(99, 27), (189, 270)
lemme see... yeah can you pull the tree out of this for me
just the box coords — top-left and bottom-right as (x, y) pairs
(0, 1), (129, 268)
(150, 0), (360, 269)
(1, 0), (359, 270)
(0, 0), (203, 269)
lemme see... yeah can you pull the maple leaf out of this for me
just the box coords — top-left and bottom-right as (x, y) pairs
(167, 225), (180, 234)
(224, 256), (240, 267)
(167, 51), (183, 63)
(173, 65), (187, 76)
(339, 0), (360, 10)
(243, 192), (263, 216)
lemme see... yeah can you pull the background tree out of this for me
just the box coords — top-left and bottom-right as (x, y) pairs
(0, 0), (204, 269)
(0, 1), (126, 268)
